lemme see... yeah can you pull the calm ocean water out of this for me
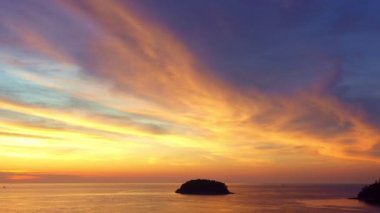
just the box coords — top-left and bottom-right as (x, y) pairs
(0, 183), (379, 212)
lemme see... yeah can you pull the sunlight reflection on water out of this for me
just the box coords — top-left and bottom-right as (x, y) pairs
(0, 183), (379, 213)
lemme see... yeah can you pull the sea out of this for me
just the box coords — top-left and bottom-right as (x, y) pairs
(0, 183), (379, 212)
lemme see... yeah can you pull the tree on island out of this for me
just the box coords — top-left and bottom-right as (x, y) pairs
(357, 179), (380, 204)
(175, 179), (232, 195)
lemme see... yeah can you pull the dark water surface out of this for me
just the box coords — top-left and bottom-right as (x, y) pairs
(0, 183), (379, 212)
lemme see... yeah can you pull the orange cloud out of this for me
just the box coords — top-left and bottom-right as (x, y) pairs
(7, 175), (39, 181)
(0, 0), (379, 182)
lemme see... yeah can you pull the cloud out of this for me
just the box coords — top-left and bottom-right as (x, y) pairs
(370, 142), (380, 157)
(0, 0), (379, 181)
(0, 170), (86, 182)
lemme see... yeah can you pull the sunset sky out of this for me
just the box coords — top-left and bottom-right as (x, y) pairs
(0, 0), (380, 183)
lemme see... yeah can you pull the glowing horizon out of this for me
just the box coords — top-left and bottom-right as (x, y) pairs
(0, 0), (379, 183)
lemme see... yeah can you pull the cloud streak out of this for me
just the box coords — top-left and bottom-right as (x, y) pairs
(0, 0), (379, 182)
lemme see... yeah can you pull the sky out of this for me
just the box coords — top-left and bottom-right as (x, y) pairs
(0, 0), (379, 183)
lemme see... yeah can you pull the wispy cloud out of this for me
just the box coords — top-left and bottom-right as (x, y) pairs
(0, 0), (379, 182)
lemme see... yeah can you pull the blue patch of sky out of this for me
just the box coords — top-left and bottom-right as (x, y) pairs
(0, 69), (75, 109)
(128, 0), (380, 126)
(128, 0), (380, 94)
(0, 59), (176, 131)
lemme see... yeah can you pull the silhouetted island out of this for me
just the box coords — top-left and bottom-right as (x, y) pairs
(356, 179), (380, 204)
(175, 179), (232, 195)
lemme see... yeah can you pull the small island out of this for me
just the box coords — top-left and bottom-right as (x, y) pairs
(175, 179), (232, 195)
(356, 179), (380, 204)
